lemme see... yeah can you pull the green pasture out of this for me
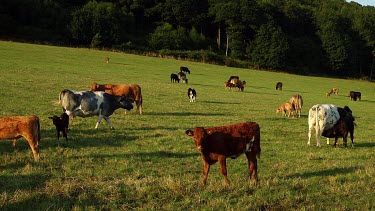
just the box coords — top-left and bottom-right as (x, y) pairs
(0, 41), (374, 210)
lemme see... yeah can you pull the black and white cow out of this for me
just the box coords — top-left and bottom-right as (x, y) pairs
(187, 88), (196, 102)
(307, 104), (340, 147)
(59, 90), (133, 129)
(171, 73), (180, 83)
(322, 106), (355, 147)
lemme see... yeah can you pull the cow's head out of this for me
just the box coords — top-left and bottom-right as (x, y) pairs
(90, 82), (99, 91)
(185, 127), (207, 151)
(118, 96), (134, 110)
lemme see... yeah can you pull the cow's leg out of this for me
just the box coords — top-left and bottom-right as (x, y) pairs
(308, 126), (313, 146)
(326, 138), (330, 145)
(62, 129), (68, 141)
(24, 136), (40, 161)
(218, 157), (230, 185)
(137, 101), (143, 114)
(343, 134), (348, 147)
(12, 139), (17, 148)
(333, 137), (338, 148)
(350, 130), (354, 147)
(103, 116), (114, 129)
(95, 115), (104, 129)
(246, 152), (258, 182)
(202, 162), (210, 186)
(316, 128), (321, 147)
(56, 129), (60, 140)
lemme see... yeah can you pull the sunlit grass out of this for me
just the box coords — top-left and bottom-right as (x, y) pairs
(0, 41), (374, 210)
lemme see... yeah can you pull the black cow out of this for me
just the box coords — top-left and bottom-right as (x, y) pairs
(49, 113), (69, 140)
(276, 82), (283, 90)
(59, 90), (133, 129)
(180, 66), (190, 74)
(349, 91), (361, 101)
(322, 106), (355, 147)
(171, 73), (180, 83)
(187, 88), (197, 102)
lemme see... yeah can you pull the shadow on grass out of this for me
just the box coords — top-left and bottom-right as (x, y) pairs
(289, 166), (358, 179)
(200, 100), (240, 105)
(353, 142), (375, 148)
(70, 150), (198, 160)
(146, 111), (225, 116)
(0, 171), (49, 194)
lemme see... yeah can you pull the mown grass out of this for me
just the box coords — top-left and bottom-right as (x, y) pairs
(0, 41), (374, 210)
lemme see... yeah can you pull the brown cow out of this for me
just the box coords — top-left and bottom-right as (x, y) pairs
(185, 122), (261, 185)
(0, 115), (40, 161)
(325, 92), (331, 97)
(330, 87), (339, 95)
(289, 94), (303, 118)
(224, 81), (235, 90)
(276, 102), (295, 117)
(90, 82), (143, 114)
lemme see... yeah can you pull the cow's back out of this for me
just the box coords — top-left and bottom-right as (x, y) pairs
(308, 104), (340, 131)
(205, 122), (261, 156)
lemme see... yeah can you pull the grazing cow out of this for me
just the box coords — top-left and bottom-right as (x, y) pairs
(177, 72), (188, 83)
(188, 88), (197, 102)
(349, 91), (361, 101)
(330, 88), (339, 95)
(326, 92), (331, 97)
(289, 94), (303, 118)
(59, 90), (133, 129)
(224, 81), (235, 90)
(229, 78), (239, 87)
(49, 113), (69, 141)
(276, 102), (295, 117)
(180, 66), (190, 74)
(307, 104), (341, 147)
(322, 106), (355, 147)
(171, 73), (180, 83)
(0, 115), (40, 161)
(235, 80), (245, 92)
(90, 82), (143, 114)
(276, 82), (283, 90)
(105, 57), (109, 63)
(185, 122), (261, 185)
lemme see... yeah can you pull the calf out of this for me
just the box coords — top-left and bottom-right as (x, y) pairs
(349, 91), (361, 101)
(180, 66), (190, 74)
(49, 113), (69, 140)
(276, 82), (283, 90)
(187, 88), (197, 102)
(322, 106), (355, 147)
(0, 115), (40, 161)
(276, 102), (295, 117)
(326, 92), (331, 97)
(224, 81), (234, 90)
(185, 122), (261, 185)
(235, 80), (245, 92)
(171, 73), (180, 83)
(307, 104), (340, 147)
(105, 57), (109, 63)
(289, 94), (303, 118)
(330, 87), (339, 95)
(59, 90), (133, 129)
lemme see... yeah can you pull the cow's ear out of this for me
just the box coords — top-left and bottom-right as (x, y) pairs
(185, 130), (194, 136)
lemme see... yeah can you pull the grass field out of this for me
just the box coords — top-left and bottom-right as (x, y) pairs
(0, 41), (374, 210)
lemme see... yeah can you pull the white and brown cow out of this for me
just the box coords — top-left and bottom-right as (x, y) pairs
(185, 122), (261, 185)
(307, 104), (341, 147)
(0, 115), (40, 161)
(59, 90), (133, 129)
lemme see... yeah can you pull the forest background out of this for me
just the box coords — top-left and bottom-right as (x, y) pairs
(1, 0), (375, 79)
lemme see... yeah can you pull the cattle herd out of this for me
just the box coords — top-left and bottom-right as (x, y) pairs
(0, 62), (364, 185)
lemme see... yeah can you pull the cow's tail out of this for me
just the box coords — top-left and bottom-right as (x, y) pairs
(315, 105), (319, 135)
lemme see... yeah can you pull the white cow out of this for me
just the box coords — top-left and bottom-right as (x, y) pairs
(307, 104), (340, 147)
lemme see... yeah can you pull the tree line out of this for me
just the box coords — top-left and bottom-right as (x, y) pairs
(1, 0), (375, 78)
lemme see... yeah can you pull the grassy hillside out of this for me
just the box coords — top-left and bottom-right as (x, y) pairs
(0, 41), (374, 210)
